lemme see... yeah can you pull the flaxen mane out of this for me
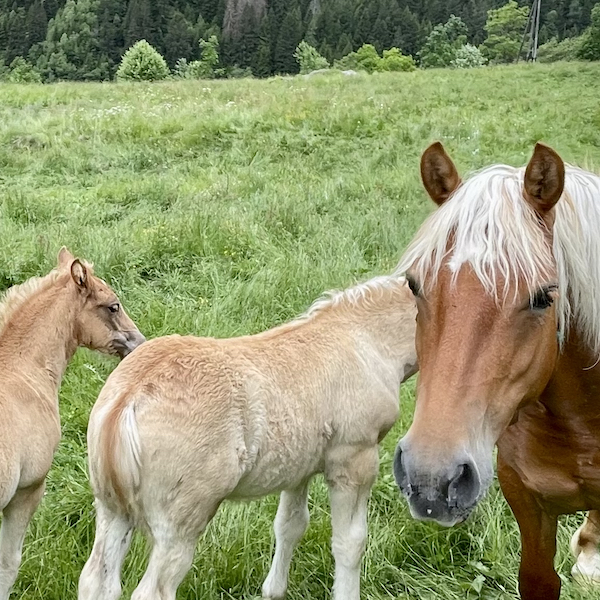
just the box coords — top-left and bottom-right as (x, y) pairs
(0, 270), (62, 336)
(396, 164), (600, 355)
(302, 275), (408, 318)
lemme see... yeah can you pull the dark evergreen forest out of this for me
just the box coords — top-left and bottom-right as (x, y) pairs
(0, 0), (596, 79)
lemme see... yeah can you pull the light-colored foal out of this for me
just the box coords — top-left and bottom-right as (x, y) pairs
(0, 248), (144, 600)
(79, 274), (417, 600)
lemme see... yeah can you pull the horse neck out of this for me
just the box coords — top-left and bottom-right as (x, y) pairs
(0, 281), (79, 390)
(317, 284), (416, 371)
(540, 330), (600, 417)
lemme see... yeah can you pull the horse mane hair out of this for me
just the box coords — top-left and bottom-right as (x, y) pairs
(302, 275), (408, 319)
(0, 259), (94, 336)
(0, 270), (63, 335)
(395, 163), (600, 356)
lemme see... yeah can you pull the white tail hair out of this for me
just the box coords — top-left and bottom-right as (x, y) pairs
(89, 397), (142, 518)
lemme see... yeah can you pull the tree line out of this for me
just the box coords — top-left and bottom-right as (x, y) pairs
(0, 0), (598, 82)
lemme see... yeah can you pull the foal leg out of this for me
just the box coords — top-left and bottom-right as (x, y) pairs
(131, 530), (197, 600)
(78, 500), (133, 600)
(262, 481), (310, 600)
(570, 510), (600, 584)
(131, 497), (221, 600)
(498, 457), (560, 600)
(0, 482), (45, 600)
(326, 445), (379, 600)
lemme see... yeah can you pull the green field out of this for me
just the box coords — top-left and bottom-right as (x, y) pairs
(2, 62), (600, 599)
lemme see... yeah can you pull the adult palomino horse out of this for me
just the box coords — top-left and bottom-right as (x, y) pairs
(78, 274), (417, 600)
(0, 248), (145, 600)
(393, 142), (600, 599)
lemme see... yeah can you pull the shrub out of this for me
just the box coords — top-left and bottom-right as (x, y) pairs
(294, 41), (330, 74)
(116, 40), (169, 82)
(381, 48), (416, 71)
(578, 4), (600, 61)
(333, 51), (359, 71)
(451, 44), (487, 68)
(537, 36), (582, 62)
(335, 45), (416, 73)
(355, 44), (382, 73)
(173, 57), (189, 78)
(8, 57), (42, 83)
(181, 36), (220, 79)
(419, 15), (468, 68)
(481, 0), (530, 63)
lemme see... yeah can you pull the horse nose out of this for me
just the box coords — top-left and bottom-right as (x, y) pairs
(393, 442), (410, 494)
(393, 440), (481, 524)
(410, 495), (449, 521)
(129, 330), (146, 347)
(118, 330), (146, 358)
(447, 461), (479, 508)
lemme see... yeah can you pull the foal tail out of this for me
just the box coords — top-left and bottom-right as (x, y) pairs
(88, 392), (142, 520)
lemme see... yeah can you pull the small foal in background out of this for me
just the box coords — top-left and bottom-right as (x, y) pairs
(79, 274), (417, 600)
(0, 248), (145, 600)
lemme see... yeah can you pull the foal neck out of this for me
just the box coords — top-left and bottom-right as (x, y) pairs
(311, 276), (416, 364)
(0, 275), (79, 386)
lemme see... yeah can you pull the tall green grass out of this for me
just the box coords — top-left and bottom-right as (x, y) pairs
(1, 63), (600, 599)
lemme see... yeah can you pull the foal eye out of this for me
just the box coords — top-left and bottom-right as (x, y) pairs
(107, 304), (120, 314)
(530, 289), (554, 310)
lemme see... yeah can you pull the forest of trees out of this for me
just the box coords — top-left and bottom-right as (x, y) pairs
(0, 0), (597, 81)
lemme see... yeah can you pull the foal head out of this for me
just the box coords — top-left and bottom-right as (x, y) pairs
(58, 248), (145, 358)
(394, 143), (565, 526)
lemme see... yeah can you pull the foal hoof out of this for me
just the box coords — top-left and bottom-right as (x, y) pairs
(572, 556), (600, 586)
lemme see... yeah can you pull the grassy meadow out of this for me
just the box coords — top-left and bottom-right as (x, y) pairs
(2, 62), (600, 599)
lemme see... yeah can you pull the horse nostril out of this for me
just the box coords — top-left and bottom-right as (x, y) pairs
(447, 462), (479, 508)
(393, 443), (410, 494)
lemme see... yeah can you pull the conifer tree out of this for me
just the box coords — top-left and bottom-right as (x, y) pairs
(164, 9), (195, 67)
(36, 0), (110, 81)
(5, 8), (28, 64)
(273, 5), (303, 73)
(252, 12), (272, 75)
(97, 0), (126, 74)
(26, 1), (48, 51)
(124, 0), (153, 48)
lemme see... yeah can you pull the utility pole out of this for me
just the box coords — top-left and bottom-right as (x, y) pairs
(517, 0), (542, 62)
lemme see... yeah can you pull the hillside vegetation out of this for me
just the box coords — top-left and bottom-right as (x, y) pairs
(2, 0), (599, 80)
(2, 62), (600, 599)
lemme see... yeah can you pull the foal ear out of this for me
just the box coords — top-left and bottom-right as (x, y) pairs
(523, 143), (565, 215)
(420, 142), (461, 206)
(57, 246), (75, 269)
(70, 259), (89, 290)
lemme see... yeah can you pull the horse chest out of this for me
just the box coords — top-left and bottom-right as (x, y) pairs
(499, 406), (600, 511)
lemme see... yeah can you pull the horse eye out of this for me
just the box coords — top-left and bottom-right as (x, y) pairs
(406, 276), (420, 297)
(530, 289), (554, 310)
(107, 304), (120, 314)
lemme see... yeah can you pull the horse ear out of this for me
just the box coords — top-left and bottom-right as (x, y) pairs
(70, 259), (88, 290)
(57, 246), (75, 268)
(523, 143), (565, 215)
(420, 142), (461, 206)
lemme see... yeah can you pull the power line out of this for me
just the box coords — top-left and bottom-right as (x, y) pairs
(517, 0), (542, 62)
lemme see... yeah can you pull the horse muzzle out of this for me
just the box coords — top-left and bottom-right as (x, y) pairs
(393, 440), (484, 527)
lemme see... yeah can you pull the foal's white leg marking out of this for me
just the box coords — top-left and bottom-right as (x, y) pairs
(262, 482), (310, 600)
(78, 501), (133, 600)
(0, 483), (45, 600)
(131, 531), (197, 600)
(327, 447), (378, 600)
(571, 512), (600, 585)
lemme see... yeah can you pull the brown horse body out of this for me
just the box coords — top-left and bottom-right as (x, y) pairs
(393, 142), (600, 599)
(498, 334), (600, 598)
